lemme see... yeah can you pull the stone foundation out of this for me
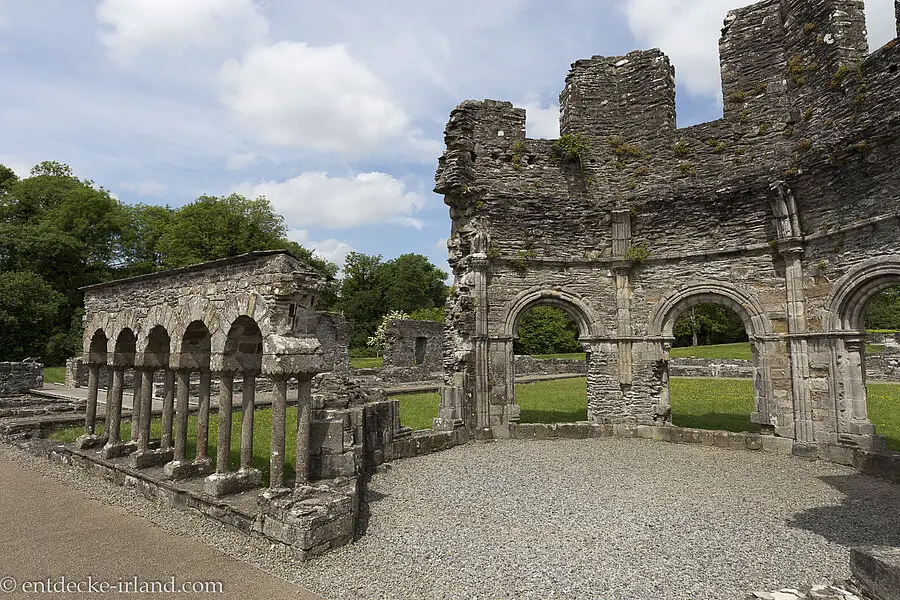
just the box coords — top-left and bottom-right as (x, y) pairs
(0, 361), (43, 396)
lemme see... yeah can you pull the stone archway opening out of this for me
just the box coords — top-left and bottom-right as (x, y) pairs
(509, 301), (590, 425)
(659, 294), (772, 435)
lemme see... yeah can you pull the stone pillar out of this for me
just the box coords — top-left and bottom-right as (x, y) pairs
(173, 370), (190, 462)
(269, 376), (288, 489)
(75, 363), (106, 450)
(160, 369), (176, 452)
(295, 376), (312, 485)
(130, 370), (143, 443)
(215, 372), (234, 474)
(239, 372), (256, 472)
(105, 367), (125, 446)
(136, 368), (154, 454)
(196, 371), (211, 463)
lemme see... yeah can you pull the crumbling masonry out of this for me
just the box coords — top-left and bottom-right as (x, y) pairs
(436, 0), (900, 461)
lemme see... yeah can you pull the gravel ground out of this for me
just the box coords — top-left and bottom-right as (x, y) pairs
(3, 437), (899, 600)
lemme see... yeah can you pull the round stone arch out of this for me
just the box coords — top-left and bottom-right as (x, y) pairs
(649, 282), (770, 339)
(648, 282), (776, 429)
(820, 256), (900, 439)
(500, 285), (605, 342)
(823, 255), (900, 332)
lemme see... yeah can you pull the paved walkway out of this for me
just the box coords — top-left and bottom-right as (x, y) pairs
(0, 455), (320, 599)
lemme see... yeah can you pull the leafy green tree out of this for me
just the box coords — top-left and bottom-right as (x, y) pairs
(336, 252), (448, 349)
(514, 306), (582, 355)
(865, 286), (900, 330)
(156, 194), (287, 268)
(673, 303), (747, 347)
(0, 271), (65, 360)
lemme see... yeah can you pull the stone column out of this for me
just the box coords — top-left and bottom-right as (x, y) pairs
(160, 369), (176, 452)
(269, 376), (288, 489)
(239, 372), (256, 472)
(172, 370), (190, 463)
(196, 371), (211, 464)
(215, 372), (234, 474)
(105, 367), (125, 445)
(75, 363), (105, 450)
(84, 363), (101, 435)
(130, 370), (143, 443)
(295, 376), (312, 485)
(136, 368), (154, 453)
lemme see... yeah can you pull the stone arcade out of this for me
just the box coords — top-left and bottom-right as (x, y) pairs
(435, 0), (900, 463)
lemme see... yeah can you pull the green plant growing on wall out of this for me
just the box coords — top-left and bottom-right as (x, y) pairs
(624, 243), (651, 264)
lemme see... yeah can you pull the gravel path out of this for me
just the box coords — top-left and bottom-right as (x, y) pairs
(3, 438), (899, 600)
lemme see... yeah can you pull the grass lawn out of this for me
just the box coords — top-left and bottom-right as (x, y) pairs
(50, 408), (301, 486)
(43, 366), (66, 384)
(351, 357), (383, 369)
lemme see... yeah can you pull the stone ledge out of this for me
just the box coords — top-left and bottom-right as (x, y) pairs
(851, 546), (900, 600)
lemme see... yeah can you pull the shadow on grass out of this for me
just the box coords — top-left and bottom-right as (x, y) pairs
(519, 408), (587, 424)
(672, 412), (762, 434)
(788, 473), (900, 548)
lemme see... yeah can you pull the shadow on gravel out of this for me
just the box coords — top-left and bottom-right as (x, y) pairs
(355, 474), (387, 540)
(787, 473), (900, 547)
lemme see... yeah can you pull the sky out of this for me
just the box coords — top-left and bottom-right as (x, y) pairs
(0, 0), (896, 276)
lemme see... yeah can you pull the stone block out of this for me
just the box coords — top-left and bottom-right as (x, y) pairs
(851, 546), (900, 600)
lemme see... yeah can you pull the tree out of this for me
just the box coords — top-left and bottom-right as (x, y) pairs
(155, 194), (287, 268)
(514, 306), (582, 355)
(672, 303), (747, 347)
(336, 252), (449, 349)
(865, 286), (900, 330)
(0, 271), (65, 360)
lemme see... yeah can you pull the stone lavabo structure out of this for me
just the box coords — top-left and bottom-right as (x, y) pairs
(78, 251), (323, 496)
(435, 0), (900, 462)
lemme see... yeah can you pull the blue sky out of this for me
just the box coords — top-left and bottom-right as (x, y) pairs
(1, 0), (896, 275)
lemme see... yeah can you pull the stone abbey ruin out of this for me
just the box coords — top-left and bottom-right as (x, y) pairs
(0, 0), (899, 594)
(435, 0), (900, 466)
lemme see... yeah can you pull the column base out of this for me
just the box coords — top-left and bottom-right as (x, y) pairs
(100, 441), (135, 460)
(203, 468), (262, 497)
(129, 448), (175, 469)
(163, 458), (213, 481)
(75, 433), (107, 450)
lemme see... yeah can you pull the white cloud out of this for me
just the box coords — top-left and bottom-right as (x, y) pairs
(518, 101), (560, 139)
(96, 0), (268, 63)
(865, 0), (897, 50)
(226, 152), (258, 170)
(624, 0), (755, 98)
(123, 180), (167, 196)
(288, 228), (355, 268)
(220, 41), (439, 159)
(625, 0), (898, 99)
(236, 171), (426, 229)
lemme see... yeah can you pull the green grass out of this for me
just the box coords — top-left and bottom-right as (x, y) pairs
(351, 357), (383, 369)
(866, 383), (900, 451)
(395, 393), (441, 431)
(43, 366), (66, 384)
(670, 342), (753, 360)
(49, 408), (301, 486)
(669, 377), (760, 433)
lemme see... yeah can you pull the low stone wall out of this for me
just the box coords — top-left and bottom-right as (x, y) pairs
(513, 356), (586, 376)
(668, 358), (754, 379)
(0, 362), (43, 396)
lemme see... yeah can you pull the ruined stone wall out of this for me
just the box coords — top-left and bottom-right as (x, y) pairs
(383, 319), (443, 368)
(436, 0), (900, 455)
(0, 362), (42, 396)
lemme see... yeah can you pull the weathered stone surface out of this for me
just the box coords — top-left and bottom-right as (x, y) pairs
(383, 319), (443, 368)
(0, 361), (43, 396)
(851, 546), (900, 600)
(435, 0), (900, 468)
